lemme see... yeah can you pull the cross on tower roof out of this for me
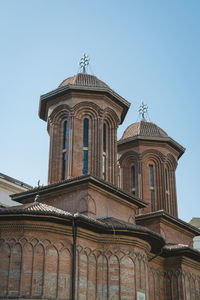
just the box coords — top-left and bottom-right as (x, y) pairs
(79, 53), (90, 73)
(138, 101), (148, 120)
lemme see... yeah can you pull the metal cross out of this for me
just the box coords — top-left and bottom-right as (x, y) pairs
(138, 101), (148, 119)
(79, 53), (90, 73)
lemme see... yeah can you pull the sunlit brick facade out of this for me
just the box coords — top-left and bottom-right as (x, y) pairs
(0, 70), (200, 300)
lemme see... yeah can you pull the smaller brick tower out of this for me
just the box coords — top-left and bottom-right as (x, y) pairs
(118, 103), (185, 217)
(39, 57), (130, 186)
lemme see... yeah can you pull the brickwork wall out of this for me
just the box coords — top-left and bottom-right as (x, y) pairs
(0, 222), (200, 299)
(149, 263), (200, 300)
(41, 184), (137, 223)
(47, 93), (122, 186)
(118, 142), (179, 217)
(0, 236), (149, 300)
(75, 244), (148, 300)
(0, 228), (72, 299)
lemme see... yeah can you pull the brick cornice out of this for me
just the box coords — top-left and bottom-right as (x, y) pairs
(118, 136), (185, 159)
(162, 246), (200, 265)
(39, 85), (130, 124)
(11, 175), (148, 209)
(136, 210), (200, 236)
(0, 211), (165, 254)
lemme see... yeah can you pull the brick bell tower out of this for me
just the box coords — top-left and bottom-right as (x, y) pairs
(39, 54), (130, 185)
(118, 102), (185, 217)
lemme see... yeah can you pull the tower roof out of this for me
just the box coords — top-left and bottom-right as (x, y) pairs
(39, 73), (130, 123)
(59, 73), (110, 89)
(119, 120), (185, 158)
(121, 120), (168, 140)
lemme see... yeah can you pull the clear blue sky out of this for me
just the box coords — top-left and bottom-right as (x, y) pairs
(0, 0), (199, 222)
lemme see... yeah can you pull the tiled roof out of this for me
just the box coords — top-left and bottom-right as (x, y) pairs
(0, 203), (150, 232)
(98, 216), (162, 233)
(163, 243), (200, 260)
(0, 202), (72, 218)
(0, 202), (164, 240)
(99, 216), (133, 226)
(164, 243), (188, 249)
(121, 120), (168, 140)
(59, 73), (110, 89)
(1, 204), (199, 259)
(0, 202), (167, 253)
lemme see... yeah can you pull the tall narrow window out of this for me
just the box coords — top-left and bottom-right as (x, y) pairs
(149, 165), (155, 211)
(62, 120), (68, 180)
(82, 118), (89, 174)
(103, 124), (106, 180)
(165, 168), (169, 212)
(131, 165), (136, 195)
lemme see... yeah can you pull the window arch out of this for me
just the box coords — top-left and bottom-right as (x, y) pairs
(82, 118), (89, 175)
(62, 120), (68, 180)
(118, 151), (139, 194)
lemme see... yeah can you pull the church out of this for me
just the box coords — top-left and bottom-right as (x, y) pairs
(0, 55), (200, 300)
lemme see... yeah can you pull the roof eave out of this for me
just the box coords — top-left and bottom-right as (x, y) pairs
(136, 210), (200, 236)
(39, 85), (130, 124)
(0, 212), (165, 254)
(11, 175), (148, 209)
(162, 246), (200, 262)
(118, 135), (185, 158)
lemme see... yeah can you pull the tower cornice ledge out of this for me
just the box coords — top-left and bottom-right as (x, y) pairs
(118, 135), (185, 159)
(39, 84), (130, 124)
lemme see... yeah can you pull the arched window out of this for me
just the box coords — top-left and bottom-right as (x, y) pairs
(131, 165), (136, 195)
(62, 120), (68, 180)
(149, 165), (155, 211)
(102, 124), (107, 180)
(165, 168), (170, 212)
(82, 118), (89, 174)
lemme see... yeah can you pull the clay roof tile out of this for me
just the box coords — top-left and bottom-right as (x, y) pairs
(59, 73), (110, 89)
(121, 120), (168, 140)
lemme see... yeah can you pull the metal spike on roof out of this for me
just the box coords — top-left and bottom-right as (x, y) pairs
(79, 53), (90, 73)
(34, 194), (40, 203)
(138, 101), (148, 120)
